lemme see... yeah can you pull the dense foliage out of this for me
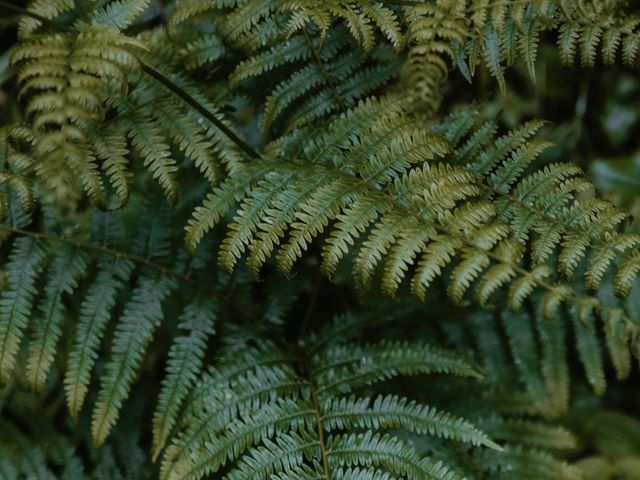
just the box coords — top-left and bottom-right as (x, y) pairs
(0, 0), (639, 479)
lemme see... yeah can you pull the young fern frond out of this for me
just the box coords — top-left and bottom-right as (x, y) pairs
(10, 23), (145, 208)
(158, 317), (496, 480)
(403, 1), (468, 112)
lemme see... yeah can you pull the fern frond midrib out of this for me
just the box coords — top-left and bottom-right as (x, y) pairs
(305, 353), (332, 480)
(182, 407), (317, 479)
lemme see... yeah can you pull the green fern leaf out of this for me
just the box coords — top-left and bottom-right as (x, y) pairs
(571, 299), (606, 395)
(602, 308), (631, 380)
(26, 246), (89, 391)
(0, 237), (48, 383)
(91, 274), (177, 445)
(326, 432), (460, 480)
(535, 306), (569, 418)
(91, 0), (151, 30)
(322, 395), (499, 449)
(152, 299), (216, 461)
(64, 256), (134, 417)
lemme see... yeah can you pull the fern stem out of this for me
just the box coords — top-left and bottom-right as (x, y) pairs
(140, 64), (260, 159)
(0, 226), (202, 289)
(303, 356), (332, 480)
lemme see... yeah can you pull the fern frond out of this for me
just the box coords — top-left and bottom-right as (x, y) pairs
(326, 432), (460, 480)
(17, 0), (74, 35)
(0, 237), (48, 383)
(535, 305), (570, 417)
(6, 12), (245, 211)
(404, 1), (467, 112)
(444, 107), (640, 295)
(92, 274), (177, 445)
(11, 23), (145, 208)
(571, 299), (606, 395)
(500, 310), (548, 408)
(171, 0), (402, 51)
(187, 96), (639, 325)
(64, 256), (134, 417)
(322, 395), (499, 448)
(477, 445), (581, 480)
(160, 317), (496, 480)
(90, 0), (151, 31)
(314, 341), (483, 395)
(26, 245), (89, 390)
(152, 299), (217, 461)
(401, 0), (640, 99)
(480, 417), (577, 450)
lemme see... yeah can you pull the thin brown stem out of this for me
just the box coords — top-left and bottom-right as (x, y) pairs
(0, 225), (202, 289)
(140, 64), (260, 159)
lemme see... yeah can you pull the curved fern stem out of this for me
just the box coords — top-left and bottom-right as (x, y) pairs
(140, 64), (259, 159)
